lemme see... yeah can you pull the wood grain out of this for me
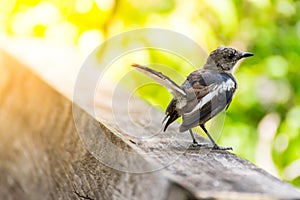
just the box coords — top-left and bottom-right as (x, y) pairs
(0, 38), (299, 199)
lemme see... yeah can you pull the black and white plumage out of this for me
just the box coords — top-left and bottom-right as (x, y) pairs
(133, 46), (253, 150)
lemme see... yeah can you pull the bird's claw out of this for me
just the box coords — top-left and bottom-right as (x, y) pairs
(212, 145), (233, 151)
(191, 140), (201, 147)
(188, 140), (203, 148)
(191, 142), (200, 147)
(189, 140), (232, 151)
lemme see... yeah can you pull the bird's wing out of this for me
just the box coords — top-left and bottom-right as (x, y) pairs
(132, 64), (187, 108)
(179, 72), (236, 132)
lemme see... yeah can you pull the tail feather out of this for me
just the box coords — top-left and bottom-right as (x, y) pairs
(132, 64), (186, 101)
(133, 64), (184, 130)
(163, 112), (179, 131)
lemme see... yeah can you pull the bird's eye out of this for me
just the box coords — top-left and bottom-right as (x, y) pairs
(227, 52), (235, 59)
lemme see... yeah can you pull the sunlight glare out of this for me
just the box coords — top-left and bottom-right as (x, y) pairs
(76, 0), (93, 14)
(78, 30), (104, 55)
(94, 0), (115, 11)
(45, 21), (78, 44)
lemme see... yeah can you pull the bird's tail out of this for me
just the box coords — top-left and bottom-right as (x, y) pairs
(132, 64), (187, 101)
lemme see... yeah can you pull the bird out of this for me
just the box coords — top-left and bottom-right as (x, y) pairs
(133, 46), (253, 150)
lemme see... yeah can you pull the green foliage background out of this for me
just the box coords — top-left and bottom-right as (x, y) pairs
(1, 0), (300, 187)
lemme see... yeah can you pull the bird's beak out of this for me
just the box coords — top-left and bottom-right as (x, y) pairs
(240, 52), (254, 59)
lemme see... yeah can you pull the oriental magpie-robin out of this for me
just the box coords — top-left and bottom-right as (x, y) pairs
(133, 46), (253, 150)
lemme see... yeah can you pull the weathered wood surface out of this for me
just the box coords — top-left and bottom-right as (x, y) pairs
(0, 38), (300, 200)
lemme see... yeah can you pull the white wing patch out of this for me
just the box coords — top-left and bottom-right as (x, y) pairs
(187, 79), (235, 114)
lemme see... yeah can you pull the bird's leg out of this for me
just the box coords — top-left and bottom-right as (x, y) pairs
(189, 129), (199, 146)
(200, 124), (233, 151)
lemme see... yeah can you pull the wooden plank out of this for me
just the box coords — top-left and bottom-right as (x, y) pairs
(0, 38), (300, 199)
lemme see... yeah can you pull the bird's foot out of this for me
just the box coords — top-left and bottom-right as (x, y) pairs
(189, 140), (209, 148)
(188, 140), (201, 148)
(191, 139), (201, 147)
(212, 144), (233, 151)
(189, 140), (232, 150)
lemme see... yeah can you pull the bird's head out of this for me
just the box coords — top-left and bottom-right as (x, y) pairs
(204, 46), (253, 72)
